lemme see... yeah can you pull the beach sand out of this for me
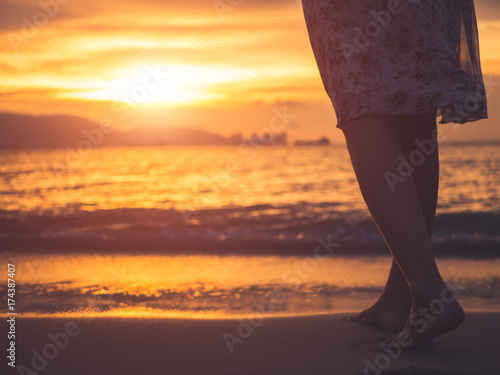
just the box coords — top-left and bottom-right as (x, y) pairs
(2, 312), (499, 375)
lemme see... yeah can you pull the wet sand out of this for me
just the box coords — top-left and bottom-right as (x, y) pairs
(2, 312), (499, 375)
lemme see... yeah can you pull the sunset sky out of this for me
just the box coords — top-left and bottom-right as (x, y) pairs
(0, 0), (499, 143)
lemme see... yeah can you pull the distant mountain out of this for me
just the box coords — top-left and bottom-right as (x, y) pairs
(0, 113), (239, 149)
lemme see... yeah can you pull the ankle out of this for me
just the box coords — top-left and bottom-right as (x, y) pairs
(375, 293), (412, 311)
(411, 282), (457, 310)
(380, 284), (412, 303)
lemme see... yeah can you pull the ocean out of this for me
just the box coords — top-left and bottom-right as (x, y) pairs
(0, 142), (499, 317)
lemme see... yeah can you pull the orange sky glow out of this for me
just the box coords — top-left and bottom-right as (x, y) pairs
(0, 0), (499, 142)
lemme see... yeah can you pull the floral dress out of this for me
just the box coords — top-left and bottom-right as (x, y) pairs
(301, 0), (488, 129)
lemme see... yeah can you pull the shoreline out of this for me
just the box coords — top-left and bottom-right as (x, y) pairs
(2, 307), (500, 320)
(1, 238), (499, 257)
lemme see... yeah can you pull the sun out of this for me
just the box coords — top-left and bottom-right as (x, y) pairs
(63, 64), (254, 106)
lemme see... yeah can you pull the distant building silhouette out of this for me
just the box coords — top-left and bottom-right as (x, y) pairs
(245, 131), (287, 145)
(294, 136), (330, 146)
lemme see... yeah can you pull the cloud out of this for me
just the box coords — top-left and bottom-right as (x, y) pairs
(0, 0), (82, 32)
(475, 0), (500, 20)
(0, 0), (498, 141)
(0, 0), (301, 34)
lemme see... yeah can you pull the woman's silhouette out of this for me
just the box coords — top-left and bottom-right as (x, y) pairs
(301, 0), (487, 348)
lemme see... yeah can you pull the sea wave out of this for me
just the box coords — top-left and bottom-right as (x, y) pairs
(0, 205), (498, 256)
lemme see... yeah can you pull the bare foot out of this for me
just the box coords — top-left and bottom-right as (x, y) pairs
(346, 298), (411, 331)
(384, 290), (465, 350)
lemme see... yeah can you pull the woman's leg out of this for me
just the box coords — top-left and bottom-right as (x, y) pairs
(349, 112), (439, 331)
(341, 114), (464, 347)
(349, 258), (411, 331)
(399, 111), (439, 237)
